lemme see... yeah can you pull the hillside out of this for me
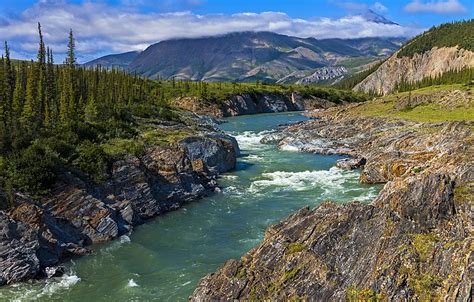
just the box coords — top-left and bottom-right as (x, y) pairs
(84, 50), (140, 70)
(86, 32), (404, 83)
(397, 20), (474, 58)
(354, 20), (474, 95)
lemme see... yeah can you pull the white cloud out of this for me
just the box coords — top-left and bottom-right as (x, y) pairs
(404, 0), (467, 14)
(372, 2), (388, 13)
(0, 1), (422, 62)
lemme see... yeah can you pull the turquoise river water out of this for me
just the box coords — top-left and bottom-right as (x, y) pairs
(0, 112), (381, 301)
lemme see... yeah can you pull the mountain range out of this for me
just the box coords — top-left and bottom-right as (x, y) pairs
(85, 11), (405, 84)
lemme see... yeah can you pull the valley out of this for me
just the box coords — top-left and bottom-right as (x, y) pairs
(0, 112), (381, 301)
(0, 8), (472, 302)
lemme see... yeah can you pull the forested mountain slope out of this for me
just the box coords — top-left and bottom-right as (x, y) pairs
(354, 20), (474, 95)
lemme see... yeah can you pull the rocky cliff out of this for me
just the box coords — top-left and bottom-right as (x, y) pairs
(191, 101), (473, 300)
(354, 46), (474, 95)
(174, 92), (340, 118)
(0, 120), (238, 285)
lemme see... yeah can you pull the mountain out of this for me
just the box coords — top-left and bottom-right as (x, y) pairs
(360, 9), (398, 25)
(84, 51), (140, 70)
(354, 20), (474, 95)
(85, 32), (404, 83)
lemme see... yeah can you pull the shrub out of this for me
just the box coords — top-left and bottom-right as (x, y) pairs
(102, 138), (145, 157)
(73, 141), (110, 182)
(6, 143), (57, 196)
(39, 137), (76, 163)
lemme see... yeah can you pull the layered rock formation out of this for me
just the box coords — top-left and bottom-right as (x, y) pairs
(175, 92), (340, 118)
(0, 123), (238, 285)
(354, 46), (474, 95)
(191, 104), (473, 301)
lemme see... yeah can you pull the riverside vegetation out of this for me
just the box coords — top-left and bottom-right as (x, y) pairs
(0, 24), (367, 286)
(0, 24), (366, 205)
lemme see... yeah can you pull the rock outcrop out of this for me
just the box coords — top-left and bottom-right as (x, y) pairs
(354, 47), (474, 95)
(191, 104), (473, 301)
(175, 92), (339, 118)
(0, 127), (238, 285)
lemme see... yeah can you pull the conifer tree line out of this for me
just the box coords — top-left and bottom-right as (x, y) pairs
(0, 23), (163, 154)
(395, 67), (474, 92)
(333, 60), (385, 91)
(0, 24), (181, 201)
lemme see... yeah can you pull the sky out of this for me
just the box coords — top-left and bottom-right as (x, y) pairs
(0, 0), (472, 63)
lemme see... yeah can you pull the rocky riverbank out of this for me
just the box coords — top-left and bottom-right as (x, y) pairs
(174, 91), (341, 118)
(191, 101), (473, 300)
(0, 117), (239, 285)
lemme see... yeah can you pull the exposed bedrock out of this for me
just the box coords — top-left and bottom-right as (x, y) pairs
(175, 92), (340, 118)
(191, 105), (474, 301)
(0, 133), (238, 285)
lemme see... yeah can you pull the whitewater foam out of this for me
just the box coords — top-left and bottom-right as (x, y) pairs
(232, 130), (272, 150)
(250, 167), (358, 195)
(279, 144), (300, 152)
(120, 235), (131, 244)
(127, 279), (139, 287)
(103, 234), (131, 254)
(353, 187), (380, 203)
(11, 273), (81, 302)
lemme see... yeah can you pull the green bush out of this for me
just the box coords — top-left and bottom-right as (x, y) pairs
(6, 143), (57, 196)
(39, 137), (76, 162)
(95, 118), (137, 140)
(73, 141), (110, 182)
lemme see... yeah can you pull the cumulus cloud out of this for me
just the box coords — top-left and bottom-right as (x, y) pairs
(0, 1), (422, 62)
(404, 0), (467, 14)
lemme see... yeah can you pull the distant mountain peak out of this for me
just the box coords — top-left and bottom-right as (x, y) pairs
(361, 9), (398, 25)
(85, 32), (404, 83)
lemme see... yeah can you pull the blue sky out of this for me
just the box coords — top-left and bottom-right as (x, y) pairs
(0, 0), (472, 62)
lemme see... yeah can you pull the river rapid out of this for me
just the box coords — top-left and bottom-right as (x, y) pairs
(0, 112), (381, 301)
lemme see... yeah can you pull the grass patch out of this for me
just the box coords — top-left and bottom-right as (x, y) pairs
(347, 287), (385, 301)
(142, 129), (190, 145)
(286, 243), (306, 254)
(235, 268), (246, 279)
(392, 104), (474, 122)
(282, 267), (301, 282)
(410, 233), (439, 262)
(454, 182), (474, 205)
(412, 273), (443, 301)
(356, 84), (474, 122)
(102, 138), (145, 157)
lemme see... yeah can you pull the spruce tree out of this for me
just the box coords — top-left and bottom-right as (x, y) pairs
(4, 42), (14, 107)
(65, 29), (76, 122)
(84, 95), (99, 122)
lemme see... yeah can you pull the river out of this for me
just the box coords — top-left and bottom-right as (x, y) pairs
(0, 112), (381, 301)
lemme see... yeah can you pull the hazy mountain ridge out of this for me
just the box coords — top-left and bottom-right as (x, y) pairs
(85, 31), (405, 83)
(84, 51), (140, 70)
